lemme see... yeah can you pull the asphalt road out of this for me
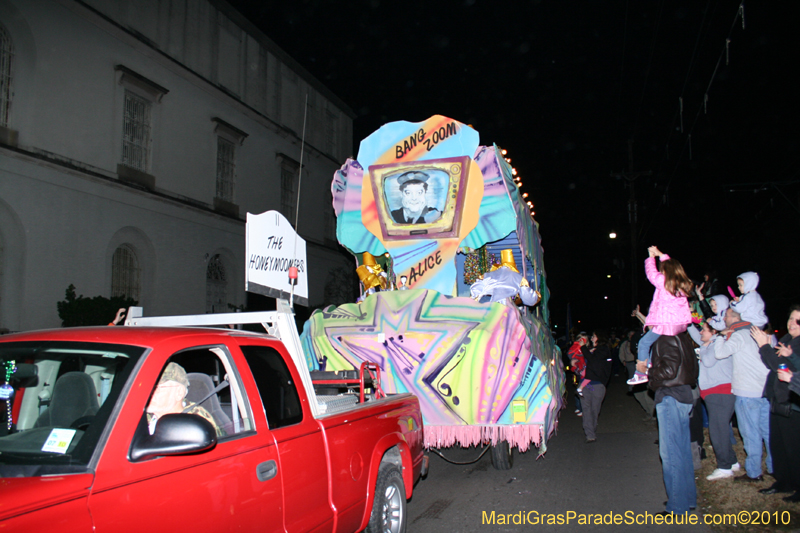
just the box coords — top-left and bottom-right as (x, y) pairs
(406, 372), (714, 532)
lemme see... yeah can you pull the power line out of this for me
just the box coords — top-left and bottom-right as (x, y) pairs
(640, 1), (746, 242)
(658, 0), (717, 167)
(631, 0), (665, 142)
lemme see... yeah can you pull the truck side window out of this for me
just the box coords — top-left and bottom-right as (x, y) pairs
(240, 346), (303, 429)
(153, 347), (253, 438)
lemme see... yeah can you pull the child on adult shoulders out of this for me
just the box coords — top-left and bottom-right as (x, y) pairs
(730, 272), (768, 328)
(627, 246), (694, 385)
(695, 287), (730, 332)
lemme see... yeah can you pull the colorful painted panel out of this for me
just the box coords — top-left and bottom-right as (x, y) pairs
(300, 290), (563, 452)
(459, 145), (518, 250)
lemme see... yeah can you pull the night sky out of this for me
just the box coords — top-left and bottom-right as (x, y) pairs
(228, 0), (799, 333)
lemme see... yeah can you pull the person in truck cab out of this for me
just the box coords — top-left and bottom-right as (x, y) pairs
(146, 362), (223, 436)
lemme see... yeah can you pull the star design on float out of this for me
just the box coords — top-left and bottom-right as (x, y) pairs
(323, 291), (480, 416)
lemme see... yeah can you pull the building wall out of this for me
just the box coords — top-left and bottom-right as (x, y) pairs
(0, 0), (355, 332)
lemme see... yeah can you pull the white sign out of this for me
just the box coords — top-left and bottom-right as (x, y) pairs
(246, 211), (308, 306)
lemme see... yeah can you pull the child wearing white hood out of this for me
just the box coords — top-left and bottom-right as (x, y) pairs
(730, 272), (768, 328)
(696, 292), (730, 332)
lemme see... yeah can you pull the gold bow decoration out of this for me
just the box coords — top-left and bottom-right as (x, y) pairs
(356, 252), (388, 291)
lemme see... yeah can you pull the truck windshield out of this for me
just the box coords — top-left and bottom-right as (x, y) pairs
(0, 341), (144, 477)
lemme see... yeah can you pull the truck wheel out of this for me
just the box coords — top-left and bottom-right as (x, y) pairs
(367, 463), (406, 533)
(490, 442), (514, 470)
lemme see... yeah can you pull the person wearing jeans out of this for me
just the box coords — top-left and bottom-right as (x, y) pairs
(734, 396), (772, 479)
(641, 331), (699, 515)
(714, 308), (771, 481)
(656, 396), (696, 513)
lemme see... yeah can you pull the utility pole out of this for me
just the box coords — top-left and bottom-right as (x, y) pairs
(611, 139), (651, 312)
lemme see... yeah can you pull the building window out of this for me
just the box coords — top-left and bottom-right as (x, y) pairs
(111, 244), (141, 301)
(216, 137), (236, 202)
(217, 17), (242, 95)
(0, 25), (12, 127)
(211, 118), (247, 208)
(121, 90), (152, 172)
(280, 161), (298, 224)
(206, 254), (228, 313)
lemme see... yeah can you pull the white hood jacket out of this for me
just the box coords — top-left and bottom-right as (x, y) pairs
(730, 271), (768, 327)
(708, 294), (730, 331)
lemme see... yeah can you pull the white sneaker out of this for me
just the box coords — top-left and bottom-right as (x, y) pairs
(731, 462), (741, 472)
(574, 409), (581, 413)
(626, 371), (649, 385)
(706, 468), (734, 481)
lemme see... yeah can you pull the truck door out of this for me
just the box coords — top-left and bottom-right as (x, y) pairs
(89, 343), (284, 532)
(240, 345), (333, 533)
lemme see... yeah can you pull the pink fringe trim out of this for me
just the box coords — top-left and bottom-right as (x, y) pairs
(424, 424), (544, 453)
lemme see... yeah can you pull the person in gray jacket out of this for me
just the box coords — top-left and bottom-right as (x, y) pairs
(714, 308), (771, 481)
(689, 322), (739, 480)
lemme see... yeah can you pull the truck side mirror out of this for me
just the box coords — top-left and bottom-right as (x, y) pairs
(129, 413), (217, 462)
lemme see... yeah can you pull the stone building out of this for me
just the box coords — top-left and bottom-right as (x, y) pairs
(0, 0), (355, 332)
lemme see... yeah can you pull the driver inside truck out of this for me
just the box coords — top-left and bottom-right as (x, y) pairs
(146, 362), (224, 437)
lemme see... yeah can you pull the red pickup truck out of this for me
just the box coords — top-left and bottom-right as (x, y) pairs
(0, 304), (427, 532)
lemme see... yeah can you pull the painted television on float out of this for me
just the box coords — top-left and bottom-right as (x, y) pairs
(300, 115), (565, 457)
(369, 156), (469, 240)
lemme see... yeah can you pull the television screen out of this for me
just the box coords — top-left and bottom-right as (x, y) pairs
(368, 156), (470, 241)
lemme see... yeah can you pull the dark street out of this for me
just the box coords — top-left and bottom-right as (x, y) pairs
(408, 373), (712, 532)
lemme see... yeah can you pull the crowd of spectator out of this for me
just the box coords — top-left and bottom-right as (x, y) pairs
(561, 247), (800, 517)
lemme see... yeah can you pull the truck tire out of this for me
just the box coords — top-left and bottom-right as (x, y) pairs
(490, 442), (513, 470)
(367, 463), (407, 533)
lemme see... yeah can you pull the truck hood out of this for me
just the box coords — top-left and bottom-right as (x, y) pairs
(0, 473), (94, 521)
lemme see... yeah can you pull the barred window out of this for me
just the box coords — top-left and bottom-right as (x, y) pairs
(111, 244), (141, 301)
(216, 137), (236, 202)
(0, 26), (12, 127)
(121, 90), (152, 172)
(280, 162), (298, 224)
(206, 254), (228, 313)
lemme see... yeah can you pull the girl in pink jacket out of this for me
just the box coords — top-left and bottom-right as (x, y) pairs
(627, 246), (694, 385)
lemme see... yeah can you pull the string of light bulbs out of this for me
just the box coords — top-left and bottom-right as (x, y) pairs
(501, 148), (535, 217)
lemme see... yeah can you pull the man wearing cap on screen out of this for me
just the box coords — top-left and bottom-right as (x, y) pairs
(146, 362), (223, 436)
(390, 171), (441, 224)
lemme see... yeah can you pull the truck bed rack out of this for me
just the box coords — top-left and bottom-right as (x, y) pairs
(310, 362), (385, 404)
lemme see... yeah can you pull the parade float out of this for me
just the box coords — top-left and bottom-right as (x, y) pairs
(299, 116), (565, 468)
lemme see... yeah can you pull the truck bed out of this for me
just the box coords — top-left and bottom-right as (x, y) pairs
(310, 368), (384, 415)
